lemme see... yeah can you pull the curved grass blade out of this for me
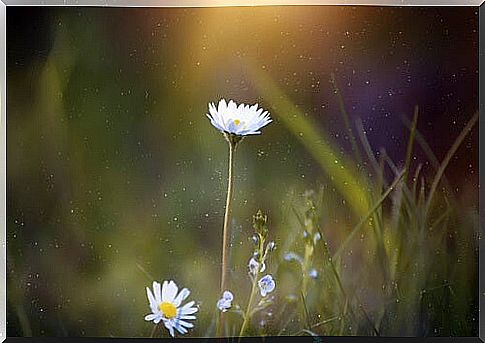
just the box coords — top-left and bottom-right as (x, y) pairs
(330, 72), (362, 164)
(424, 111), (478, 215)
(403, 105), (419, 182)
(249, 68), (370, 218)
(333, 169), (406, 260)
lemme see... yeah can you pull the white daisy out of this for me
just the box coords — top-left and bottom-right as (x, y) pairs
(206, 99), (272, 136)
(258, 275), (276, 297)
(144, 280), (198, 337)
(216, 290), (234, 312)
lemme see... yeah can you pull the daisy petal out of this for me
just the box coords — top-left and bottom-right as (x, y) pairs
(177, 319), (194, 328)
(153, 281), (162, 303)
(180, 306), (198, 315)
(181, 300), (195, 309)
(218, 99), (227, 113)
(179, 315), (196, 320)
(144, 313), (158, 322)
(173, 288), (190, 307)
(175, 325), (188, 335)
(146, 287), (157, 313)
(162, 280), (178, 302)
(164, 321), (175, 337)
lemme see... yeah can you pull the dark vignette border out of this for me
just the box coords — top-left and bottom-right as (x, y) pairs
(479, 3), (485, 343)
(2, 336), (485, 342)
(2, 3), (484, 343)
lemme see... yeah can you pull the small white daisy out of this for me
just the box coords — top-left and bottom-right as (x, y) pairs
(206, 99), (272, 136)
(258, 275), (276, 297)
(248, 257), (266, 276)
(144, 280), (198, 337)
(216, 290), (234, 312)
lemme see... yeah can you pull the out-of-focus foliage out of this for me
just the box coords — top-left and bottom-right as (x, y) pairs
(7, 6), (478, 337)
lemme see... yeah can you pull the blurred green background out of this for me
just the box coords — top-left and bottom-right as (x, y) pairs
(7, 6), (478, 337)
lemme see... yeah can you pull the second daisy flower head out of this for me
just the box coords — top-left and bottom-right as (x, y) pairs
(145, 280), (198, 337)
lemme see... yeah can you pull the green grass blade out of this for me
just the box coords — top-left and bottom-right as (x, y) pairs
(333, 169), (406, 260)
(400, 114), (451, 191)
(330, 72), (362, 164)
(424, 111), (478, 215)
(355, 118), (382, 183)
(404, 105), (419, 182)
(249, 68), (370, 218)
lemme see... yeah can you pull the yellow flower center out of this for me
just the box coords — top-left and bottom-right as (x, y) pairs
(233, 119), (241, 126)
(159, 302), (177, 319)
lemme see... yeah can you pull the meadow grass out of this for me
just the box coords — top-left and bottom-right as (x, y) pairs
(235, 67), (479, 337)
(6, 22), (478, 337)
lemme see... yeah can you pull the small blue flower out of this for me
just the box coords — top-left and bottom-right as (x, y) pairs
(284, 252), (303, 264)
(251, 234), (259, 244)
(309, 268), (318, 279)
(313, 232), (322, 245)
(248, 257), (266, 276)
(267, 241), (276, 251)
(258, 275), (276, 297)
(217, 290), (234, 312)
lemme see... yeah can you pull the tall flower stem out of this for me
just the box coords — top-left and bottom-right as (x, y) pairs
(217, 135), (239, 337)
(221, 138), (236, 294)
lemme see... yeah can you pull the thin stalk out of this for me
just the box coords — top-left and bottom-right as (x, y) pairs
(292, 316), (339, 335)
(316, 229), (352, 334)
(301, 240), (313, 297)
(333, 170), (406, 260)
(424, 111), (478, 216)
(400, 114), (449, 185)
(355, 118), (380, 176)
(221, 140), (236, 294)
(403, 105), (419, 183)
(276, 302), (295, 335)
(150, 322), (161, 338)
(217, 139), (237, 337)
(330, 72), (362, 164)
(338, 298), (349, 335)
(135, 262), (155, 282)
(238, 276), (259, 338)
(239, 236), (269, 339)
(300, 291), (313, 331)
